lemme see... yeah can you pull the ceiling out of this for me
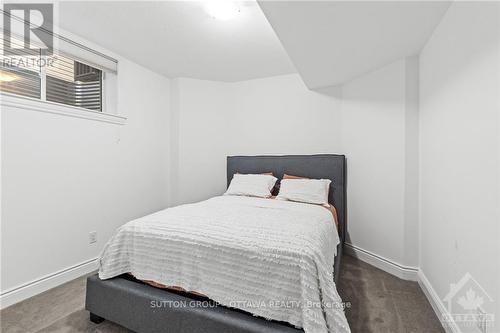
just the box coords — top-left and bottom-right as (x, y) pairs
(258, 1), (451, 89)
(58, 1), (452, 87)
(58, 1), (296, 82)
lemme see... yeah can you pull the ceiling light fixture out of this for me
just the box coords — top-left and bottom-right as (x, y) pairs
(205, 1), (241, 21)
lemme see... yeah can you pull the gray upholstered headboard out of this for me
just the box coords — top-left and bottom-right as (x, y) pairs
(226, 154), (346, 244)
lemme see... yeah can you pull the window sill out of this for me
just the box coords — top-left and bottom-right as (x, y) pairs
(0, 93), (126, 125)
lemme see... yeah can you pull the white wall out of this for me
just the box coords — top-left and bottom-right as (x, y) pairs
(231, 74), (342, 155)
(1, 48), (171, 303)
(419, 1), (499, 329)
(403, 56), (420, 269)
(171, 78), (235, 205)
(172, 74), (342, 205)
(340, 57), (419, 268)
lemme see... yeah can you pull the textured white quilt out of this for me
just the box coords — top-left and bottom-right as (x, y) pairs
(99, 196), (350, 333)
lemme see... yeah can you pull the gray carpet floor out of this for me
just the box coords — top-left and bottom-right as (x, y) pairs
(1, 255), (444, 333)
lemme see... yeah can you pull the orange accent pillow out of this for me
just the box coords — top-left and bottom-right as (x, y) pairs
(283, 173), (308, 179)
(237, 172), (274, 176)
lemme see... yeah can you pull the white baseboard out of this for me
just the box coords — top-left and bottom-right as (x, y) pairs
(418, 270), (462, 333)
(344, 243), (418, 281)
(0, 258), (99, 310)
(344, 243), (458, 332)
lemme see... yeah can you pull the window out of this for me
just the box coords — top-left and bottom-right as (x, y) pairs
(0, 36), (41, 99)
(45, 54), (103, 111)
(1, 15), (117, 114)
(1, 52), (104, 111)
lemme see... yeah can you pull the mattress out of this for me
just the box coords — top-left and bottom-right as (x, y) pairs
(136, 200), (339, 296)
(98, 196), (350, 333)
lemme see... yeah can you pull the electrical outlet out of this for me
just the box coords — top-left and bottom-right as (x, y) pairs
(89, 231), (97, 244)
(477, 307), (487, 333)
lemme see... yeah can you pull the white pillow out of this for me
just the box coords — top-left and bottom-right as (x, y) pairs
(276, 178), (331, 205)
(224, 174), (278, 198)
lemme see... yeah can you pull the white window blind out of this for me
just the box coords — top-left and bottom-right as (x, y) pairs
(0, 34), (41, 99)
(0, 12), (117, 112)
(45, 53), (103, 111)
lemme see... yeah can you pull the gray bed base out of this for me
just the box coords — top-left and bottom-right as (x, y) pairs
(86, 274), (301, 333)
(86, 154), (346, 333)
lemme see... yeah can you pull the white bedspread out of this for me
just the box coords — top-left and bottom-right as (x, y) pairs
(99, 196), (350, 333)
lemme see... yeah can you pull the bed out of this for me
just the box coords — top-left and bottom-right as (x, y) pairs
(85, 154), (348, 333)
